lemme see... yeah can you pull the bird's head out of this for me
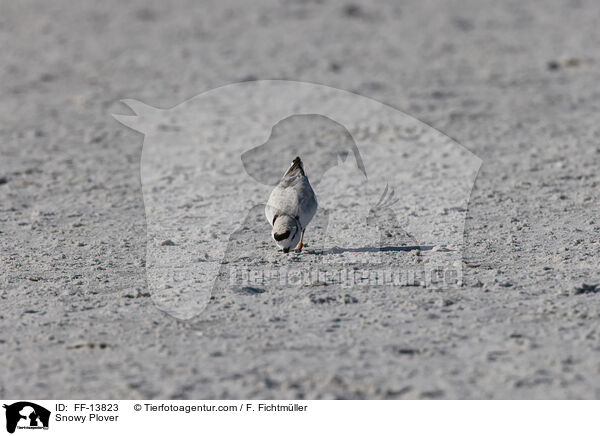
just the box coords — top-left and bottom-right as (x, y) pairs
(272, 215), (301, 252)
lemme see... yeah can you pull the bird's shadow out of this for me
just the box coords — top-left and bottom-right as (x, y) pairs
(306, 245), (438, 255)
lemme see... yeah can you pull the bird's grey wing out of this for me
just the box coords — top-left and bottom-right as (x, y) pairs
(298, 183), (318, 228)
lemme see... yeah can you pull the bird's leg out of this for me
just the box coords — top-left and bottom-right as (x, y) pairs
(295, 230), (305, 253)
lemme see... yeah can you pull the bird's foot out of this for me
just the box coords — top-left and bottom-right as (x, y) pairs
(295, 242), (303, 253)
(283, 247), (290, 253)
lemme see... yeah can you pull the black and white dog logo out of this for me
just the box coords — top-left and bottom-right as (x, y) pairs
(3, 402), (50, 433)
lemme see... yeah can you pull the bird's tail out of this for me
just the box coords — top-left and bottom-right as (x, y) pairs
(284, 156), (305, 177)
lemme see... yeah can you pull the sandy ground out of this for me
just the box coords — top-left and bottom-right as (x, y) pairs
(1, 0), (600, 399)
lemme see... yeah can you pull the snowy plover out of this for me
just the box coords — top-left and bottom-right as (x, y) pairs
(265, 157), (318, 253)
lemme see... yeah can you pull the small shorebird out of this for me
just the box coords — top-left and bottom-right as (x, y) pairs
(265, 157), (318, 253)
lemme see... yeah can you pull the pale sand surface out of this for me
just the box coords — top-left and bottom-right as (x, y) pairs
(1, 0), (599, 398)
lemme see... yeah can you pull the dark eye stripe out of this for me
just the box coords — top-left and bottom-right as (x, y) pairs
(274, 230), (291, 241)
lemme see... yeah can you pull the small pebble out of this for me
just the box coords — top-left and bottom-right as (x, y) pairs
(547, 60), (560, 71)
(572, 284), (599, 295)
(235, 286), (266, 295)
